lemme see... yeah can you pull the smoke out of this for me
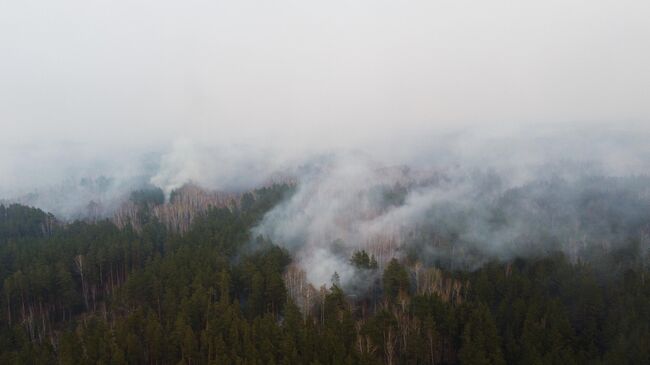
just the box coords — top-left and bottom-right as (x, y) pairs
(0, 140), (160, 219)
(149, 139), (294, 198)
(253, 125), (650, 289)
(2, 124), (650, 295)
(1, 0), (650, 287)
(0, 138), (298, 218)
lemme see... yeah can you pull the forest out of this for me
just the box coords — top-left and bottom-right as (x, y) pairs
(0, 183), (649, 365)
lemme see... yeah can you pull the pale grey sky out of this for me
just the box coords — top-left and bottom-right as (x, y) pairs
(1, 0), (649, 195)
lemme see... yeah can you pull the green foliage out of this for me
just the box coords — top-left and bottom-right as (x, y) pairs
(383, 258), (410, 300)
(0, 204), (56, 241)
(459, 303), (505, 365)
(351, 250), (378, 270)
(129, 187), (165, 206)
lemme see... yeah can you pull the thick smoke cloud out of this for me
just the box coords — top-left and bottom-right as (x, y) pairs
(150, 139), (294, 197)
(254, 127), (650, 288)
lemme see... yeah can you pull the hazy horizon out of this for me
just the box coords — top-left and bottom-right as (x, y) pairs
(2, 1), (650, 197)
(2, 2), (650, 262)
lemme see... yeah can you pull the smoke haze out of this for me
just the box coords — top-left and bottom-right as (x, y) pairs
(253, 130), (650, 288)
(2, 0), (650, 287)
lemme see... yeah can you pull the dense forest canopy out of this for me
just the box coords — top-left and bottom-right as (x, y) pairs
(0, 179), (649, 365)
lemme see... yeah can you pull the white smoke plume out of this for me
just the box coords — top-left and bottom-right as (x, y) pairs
(254, 126), (650, 289)
(149, 139), (291, 198)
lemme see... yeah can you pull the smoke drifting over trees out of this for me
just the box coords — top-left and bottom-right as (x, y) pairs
(4, 124), (650, 293)
(252, 128), (650, 289)
(2, 1), (650, 362)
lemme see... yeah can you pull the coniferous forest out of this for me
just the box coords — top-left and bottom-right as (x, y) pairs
(1, 183), (649, 365)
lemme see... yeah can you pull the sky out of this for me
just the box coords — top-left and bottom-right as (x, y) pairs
(1, 0), (650, 195)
